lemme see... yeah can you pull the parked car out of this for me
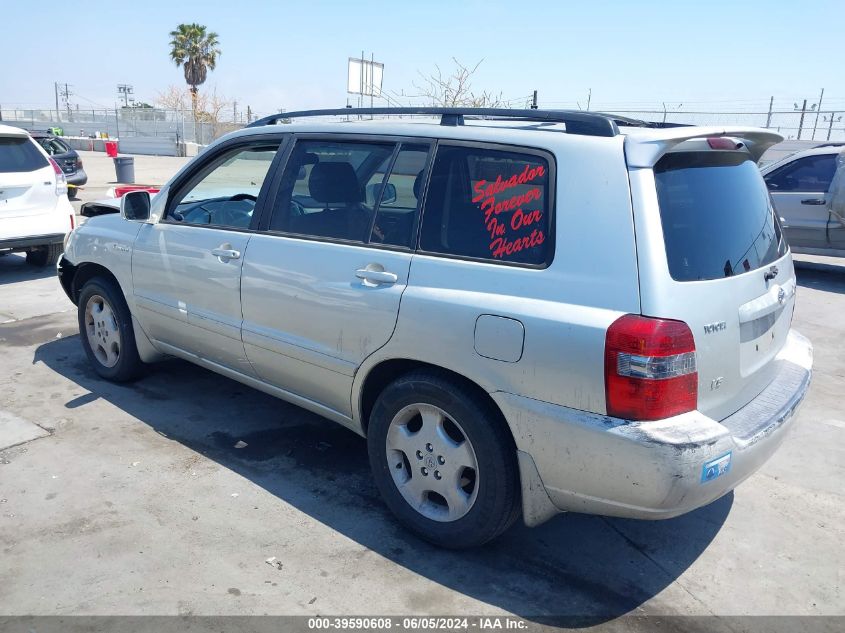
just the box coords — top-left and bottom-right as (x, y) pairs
(58, 108), (813, 548)
(0, 124), (75, 266)
(29, 131), (88, 198)
(762, 143), (845, 257)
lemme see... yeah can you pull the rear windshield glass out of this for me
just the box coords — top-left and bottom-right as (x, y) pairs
(654, 151), (786, 281)
(0, 136), (49, 173)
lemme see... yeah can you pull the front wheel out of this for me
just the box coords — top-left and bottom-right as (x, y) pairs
(367, 371), (520, 548)
(77, 277), (144, 382)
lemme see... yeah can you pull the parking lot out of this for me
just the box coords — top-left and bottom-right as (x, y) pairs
(0, 153), (843, 628)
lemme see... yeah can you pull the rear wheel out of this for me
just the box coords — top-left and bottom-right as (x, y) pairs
(77, 277), (144, 382)
(26, 244), (62, 267)
(367, 371), (520, 548)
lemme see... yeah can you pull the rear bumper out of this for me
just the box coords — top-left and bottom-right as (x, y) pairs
(66, 169), (88, 187)
(495, 329), (813, 525)
(0, 233), (65, 251)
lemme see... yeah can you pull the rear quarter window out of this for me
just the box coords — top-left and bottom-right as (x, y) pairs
(655, 151), (786, 281)
(0, 136), (49, 173)
(419, 145), (552, 266)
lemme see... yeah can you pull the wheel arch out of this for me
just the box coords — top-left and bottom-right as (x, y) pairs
(69, 261), (125, 305)
(357, 358), (513, 447)
(69, 260), (164, 364)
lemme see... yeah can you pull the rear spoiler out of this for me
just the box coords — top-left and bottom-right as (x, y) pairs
(623, 127), (783, 168)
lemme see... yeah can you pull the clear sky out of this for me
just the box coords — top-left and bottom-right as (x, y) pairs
(1, 0), (843, 118)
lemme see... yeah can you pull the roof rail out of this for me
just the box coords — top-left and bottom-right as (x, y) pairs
(246, 107), (622, 137)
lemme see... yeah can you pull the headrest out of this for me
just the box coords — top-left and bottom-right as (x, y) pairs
(309, 162), (362, 204)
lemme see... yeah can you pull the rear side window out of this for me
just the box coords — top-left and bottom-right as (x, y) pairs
(655, 151), (786, 281)
(420, 145), (551, 265)
(0, 136), (49, 173)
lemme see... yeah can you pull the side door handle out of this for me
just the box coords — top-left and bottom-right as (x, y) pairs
(211, 247), (241, 261)
(800, 198), (827, 205)
(355, 268), (398, 285)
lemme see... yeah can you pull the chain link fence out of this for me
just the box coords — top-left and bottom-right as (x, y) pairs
(2, 106), (842, 146)
(614, 110), (845, 141)
(0, 107), (245, 145)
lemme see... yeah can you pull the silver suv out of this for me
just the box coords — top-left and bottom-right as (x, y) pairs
(58, 108), (813, 548)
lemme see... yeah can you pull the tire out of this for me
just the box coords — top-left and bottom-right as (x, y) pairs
(26, 243), (62, 267)
(367, 370), (520, 549)
(77, 277), (144, 382)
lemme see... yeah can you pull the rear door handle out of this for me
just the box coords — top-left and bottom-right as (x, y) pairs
(355, 268), (398, 285)
(800, 198), (826, 205)
(211, 248), (241, 260)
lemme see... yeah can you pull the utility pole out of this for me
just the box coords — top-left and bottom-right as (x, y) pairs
(117, 84), (134, 108)
(531, 90), (538, 109)
(586, 88), (591, 112)
(54, 82), (60, 121)
(765, 96), (774, 128)
(246, 105), (252, 124)
(824, 114), (842, 141)
(233, 100), (237, 123)
(64, 83), (71, 118)
(795, 99), (808, 139)
(811, 88), (824, 140)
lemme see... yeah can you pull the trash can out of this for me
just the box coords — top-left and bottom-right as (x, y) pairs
(104, 140), (118, 158)
(113, 156), (135, 184)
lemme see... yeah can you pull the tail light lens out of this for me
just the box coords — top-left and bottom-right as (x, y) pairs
(75, 157), (83, 170)
(48, 158), (68, 196)
(604, 314), (698, 420)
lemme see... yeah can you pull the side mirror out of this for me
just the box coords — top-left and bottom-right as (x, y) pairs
(380, 182), (397, 205)
(120, 190), (151, 221)
(366, 182), (398, 206)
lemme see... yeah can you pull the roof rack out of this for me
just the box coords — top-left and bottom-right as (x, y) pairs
(246, 107), (624, 137)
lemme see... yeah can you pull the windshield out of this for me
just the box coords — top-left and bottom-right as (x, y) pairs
(654, 151), (786, 281)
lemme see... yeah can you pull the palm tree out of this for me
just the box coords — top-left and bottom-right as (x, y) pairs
(168, 23), (221, 118)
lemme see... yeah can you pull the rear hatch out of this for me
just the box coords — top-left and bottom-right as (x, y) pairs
(626, 128), (793, 421)
(0, 134), (56, 218)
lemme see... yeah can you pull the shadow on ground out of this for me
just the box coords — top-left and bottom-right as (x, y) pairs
(795, 260), (845, 295)
(33, 336), (731, 625)
(0, 253), (57, 284)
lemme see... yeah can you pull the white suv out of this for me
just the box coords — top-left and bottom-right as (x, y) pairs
(0, 124), (75, 266)
(58, 108), (813, 548)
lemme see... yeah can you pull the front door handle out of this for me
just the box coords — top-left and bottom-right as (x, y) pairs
(211, 247), (241, 260)
(800, 198), (826, 205)
(355, 268), (398, 285)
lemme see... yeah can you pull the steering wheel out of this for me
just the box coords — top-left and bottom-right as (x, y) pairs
(290, 199), (306, 217)
(230, 193), (258, 202)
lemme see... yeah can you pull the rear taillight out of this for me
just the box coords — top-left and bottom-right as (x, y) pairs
(48, 158), (68, 196)
(75, 157), (83, 170)
(604, 314), (698, 420)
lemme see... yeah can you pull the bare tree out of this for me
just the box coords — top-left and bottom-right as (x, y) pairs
(155, 85), (191, 111)
(194, 87), (238, 139)
(413, 58), (506, 108)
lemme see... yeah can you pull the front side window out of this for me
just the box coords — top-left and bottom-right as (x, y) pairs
(270, 140), (396, 243)
(764, 154), (837, 193)
(656, 151), (786, 281)
(168, 143), (280, 229)
(419, 145), (551, 265)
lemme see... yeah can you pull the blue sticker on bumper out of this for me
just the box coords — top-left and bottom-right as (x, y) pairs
(701, 452), (732, 483)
